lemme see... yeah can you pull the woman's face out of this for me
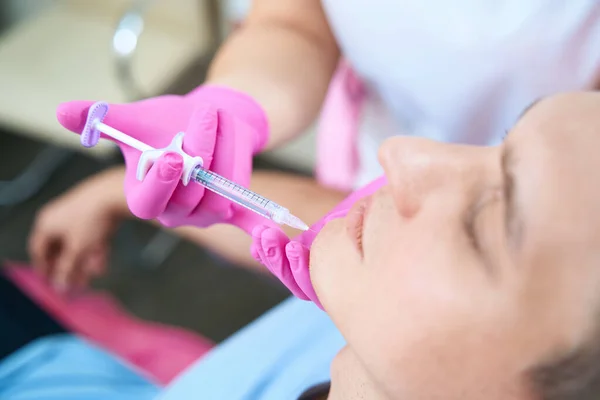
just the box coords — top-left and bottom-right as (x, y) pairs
(310, 92), (600, 399)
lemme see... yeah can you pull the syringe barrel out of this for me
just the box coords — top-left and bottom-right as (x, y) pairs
(191, 167), (287, 220)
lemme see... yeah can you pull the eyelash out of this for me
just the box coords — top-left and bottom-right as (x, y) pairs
(467, 133), (510, 253)
(465, 205), (484, 251)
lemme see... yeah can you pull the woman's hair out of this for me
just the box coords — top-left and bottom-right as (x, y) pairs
(529, 329), (600, 399)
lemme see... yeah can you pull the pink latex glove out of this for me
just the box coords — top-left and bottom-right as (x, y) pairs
(251, 176), (387, 308)
(56, 85), (273, 234)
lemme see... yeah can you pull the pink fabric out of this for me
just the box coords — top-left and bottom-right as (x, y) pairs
(251, 176), (387, 309)
(316, 59), (366, 191)
(2, 263), (213, 385)
(56, 85), (274, 235)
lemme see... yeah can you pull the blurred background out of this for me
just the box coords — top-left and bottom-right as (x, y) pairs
(0, 0), (316, 343)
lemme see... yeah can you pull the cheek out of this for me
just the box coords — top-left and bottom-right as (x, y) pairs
(352, 214), (518, 395)
(349, 268), (520, 398)
(364, 197), (488, 312)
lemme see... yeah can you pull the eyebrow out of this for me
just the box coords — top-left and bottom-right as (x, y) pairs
(501, 143), (523, 250)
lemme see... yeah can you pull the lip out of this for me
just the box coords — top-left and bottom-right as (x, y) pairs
(346, 195), (372, 256)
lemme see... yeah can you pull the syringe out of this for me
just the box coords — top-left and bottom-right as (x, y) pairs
(191, 167), (308, 230)
(80, 102), (309, 231)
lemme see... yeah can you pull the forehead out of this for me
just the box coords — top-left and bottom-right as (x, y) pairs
(510, 93), (600, 245)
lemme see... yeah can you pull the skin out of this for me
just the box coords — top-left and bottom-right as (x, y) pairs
(207, 0), (339, 149)
(310, 92), (600, 399)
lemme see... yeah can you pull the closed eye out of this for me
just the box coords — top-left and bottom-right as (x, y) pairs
(464, 189), (502, 276)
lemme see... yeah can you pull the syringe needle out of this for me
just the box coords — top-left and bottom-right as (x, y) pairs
(280, 212), (309, 231)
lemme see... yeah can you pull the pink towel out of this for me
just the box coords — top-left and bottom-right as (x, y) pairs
(2, 263), (213, 385)
(316, 59), (366, 191)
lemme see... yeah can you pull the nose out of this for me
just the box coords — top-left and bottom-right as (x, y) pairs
(378, 136), (484, 217)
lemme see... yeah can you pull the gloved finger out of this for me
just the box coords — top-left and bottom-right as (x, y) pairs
(252, 226), (309, 300)
(229, 206), (279, 235)
(218, 113), (253, 187)
(188, 109), (240, 224)
(286, 241), (321, 308)
(250, 242), (262, 264)
(183, 104), (219, 170)
(250, 224), (273, 266)
(56, 100), (147, 164)
(168, 106), (218, 216)
(56, 101), (129, 137)
(250, 225), (270, 262)
(127, 152), (184, 220)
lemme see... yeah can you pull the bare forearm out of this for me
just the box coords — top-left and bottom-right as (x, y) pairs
(80, 166), (131, 219)
(206, 1), (340, 150)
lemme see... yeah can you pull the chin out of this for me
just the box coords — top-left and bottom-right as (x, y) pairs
(308, 218), (348, 302)
(310, 218), (344, 266)
(329, 347), (384, 399)
(329, 346), (351, 383)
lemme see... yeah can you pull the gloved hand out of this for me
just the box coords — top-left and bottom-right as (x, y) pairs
(251, 176), (387, 309)
(56, 85), (272, 234)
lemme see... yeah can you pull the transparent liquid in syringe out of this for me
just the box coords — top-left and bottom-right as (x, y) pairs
(191, 167), (282, 221)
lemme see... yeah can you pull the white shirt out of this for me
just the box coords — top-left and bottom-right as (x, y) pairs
(321, 0), (600, 187)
